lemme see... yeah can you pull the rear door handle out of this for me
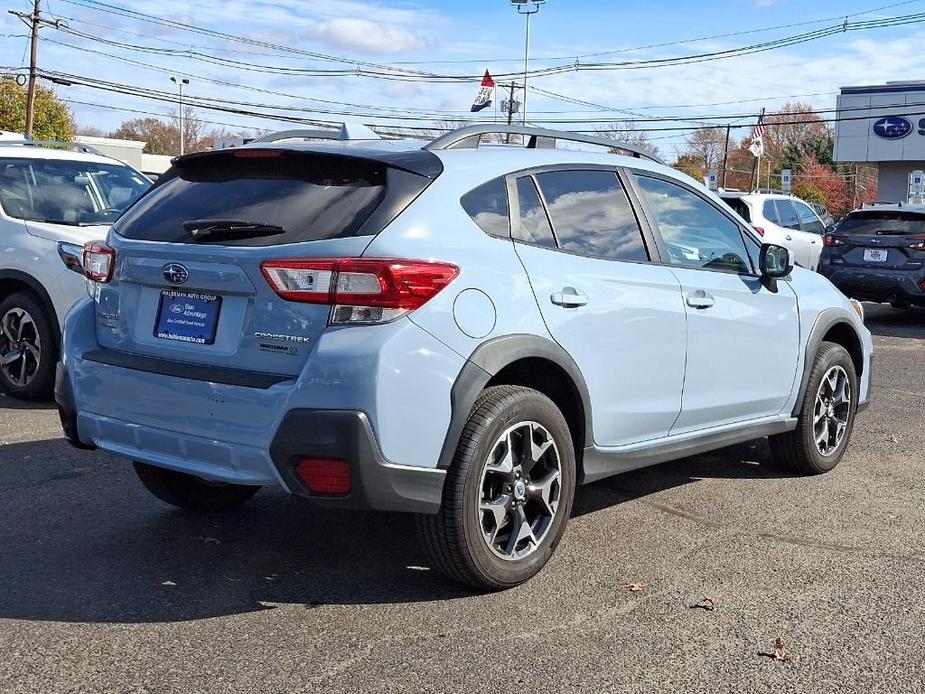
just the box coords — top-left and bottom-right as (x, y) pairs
(685, 290), (715, 310)
(550, 287), (588, 308)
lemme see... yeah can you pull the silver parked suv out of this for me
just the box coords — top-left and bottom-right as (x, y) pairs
(57, 125), (873, 589)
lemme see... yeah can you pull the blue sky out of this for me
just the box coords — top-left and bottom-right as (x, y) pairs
(3, 0), (925, 156)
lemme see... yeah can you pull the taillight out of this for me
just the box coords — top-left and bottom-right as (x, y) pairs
(908, 237), (925, 250)
(82, 240), (116, 282)
(753, 226), (765, 237)
(261, 258), (459, 324)
(296, 458), (351, 495)
(823, 234), (845, 247)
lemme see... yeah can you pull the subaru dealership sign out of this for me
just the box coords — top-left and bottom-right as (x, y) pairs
(834, 83), (925, 162)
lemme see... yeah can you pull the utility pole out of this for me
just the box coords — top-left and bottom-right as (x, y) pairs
(502, 82), (519, 143)
(720, 123), (731, 189)
(8, 0), (62, 139)
(170, 76), (190, 155)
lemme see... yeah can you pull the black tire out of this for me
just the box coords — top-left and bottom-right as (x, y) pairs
(769, 342), (858, 475)
(0, 290), (57, 399)
(133, 461), (261, 511)
(416, 385), (576, 590)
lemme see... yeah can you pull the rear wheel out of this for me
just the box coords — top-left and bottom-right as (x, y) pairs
(769, 342), (858, 475)
(0, 291), (57, 399)
(416, 386), (576, 590)
(133, 461), (261, 511)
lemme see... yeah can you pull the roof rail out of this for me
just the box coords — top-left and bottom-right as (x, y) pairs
(252, 122), (381, 144)
(423, 124), (665, 165)
(0, 139), (106, 156)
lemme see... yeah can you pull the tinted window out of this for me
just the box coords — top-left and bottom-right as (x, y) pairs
(0, 157), (149, 225)
(721, 197), (751, 222)
(535, 170), (648, 261)
(514, 177), (556, 248)
(114, 151), (420, 247)
(461, 177), (509, 237)
(775, 199), (801, 230)
(837, 210), (925, 235)
(762, 200), (780, 225)
(794, 201), (825, 234)
(634, 175), (752, 274)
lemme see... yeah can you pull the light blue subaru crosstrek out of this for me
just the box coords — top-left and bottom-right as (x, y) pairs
(57, 124), (873, 590)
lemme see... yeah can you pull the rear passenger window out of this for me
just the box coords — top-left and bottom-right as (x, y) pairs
(762, 200), (779, 225)
(461, 177), (509, 237)
(514, 177), (556, 248)
(534, 170), (648, 262)
(775, 200), (801, 230)
(634, 174), (752, 274)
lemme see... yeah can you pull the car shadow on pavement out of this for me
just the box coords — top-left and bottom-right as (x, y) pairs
(0, 435), (792, 624)
(863, 303), (925, 339)
(0, 393), (56, 411)
(572, 437), (793, 519)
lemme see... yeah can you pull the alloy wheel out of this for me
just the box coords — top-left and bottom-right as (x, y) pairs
(0, 307), (42, 388)
(813, 365), (851, 456)
(478, 420), (562, 561)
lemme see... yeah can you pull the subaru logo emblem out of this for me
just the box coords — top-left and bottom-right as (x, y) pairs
(872, 116), (913, 140)
(162, 263), (189, 285)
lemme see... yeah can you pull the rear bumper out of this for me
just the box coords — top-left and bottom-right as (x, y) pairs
(55, 299), (451, 514)
(820, 265), (925, 304)
(57, 357), (446, 512)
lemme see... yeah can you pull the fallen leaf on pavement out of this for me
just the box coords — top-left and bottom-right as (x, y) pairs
(624, 581), (646, 592)
(161, 580), (177, 587)
(773, 638), (793, 662)
(198, 536), (222, 545)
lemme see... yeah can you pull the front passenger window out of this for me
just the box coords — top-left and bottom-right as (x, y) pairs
(795, 202), (825, 234)
(634, 175), (752, 274)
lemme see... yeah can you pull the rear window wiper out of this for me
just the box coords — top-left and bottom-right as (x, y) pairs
(182, 219), (287, 241)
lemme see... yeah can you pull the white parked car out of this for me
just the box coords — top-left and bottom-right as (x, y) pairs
(0, 140), (150, 398)
(720, 192), (829, 271)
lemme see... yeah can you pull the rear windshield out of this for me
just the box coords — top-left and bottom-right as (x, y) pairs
(837, 210), (925, 235)
(721, 197), (751, 222)
(113, 150), (425, 246)
(0, 157), (150, 225)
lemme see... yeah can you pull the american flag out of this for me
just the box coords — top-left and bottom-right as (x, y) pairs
(749, 114), (766, 157)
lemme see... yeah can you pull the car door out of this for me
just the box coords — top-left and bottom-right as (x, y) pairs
(773, 198), (814, 268)
(511, 168), (686, 447)
(630, 173), (800, 434)
(792, 199), (826, 270)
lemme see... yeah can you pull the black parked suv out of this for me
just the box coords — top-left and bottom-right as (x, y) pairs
(819, 205), (925, 308)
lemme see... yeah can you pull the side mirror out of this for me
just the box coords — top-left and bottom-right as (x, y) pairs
(759, 243), (792, 279)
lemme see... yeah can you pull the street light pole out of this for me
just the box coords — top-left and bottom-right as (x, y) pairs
(511, 0), (545, 127)
(170, 76), (190, 155)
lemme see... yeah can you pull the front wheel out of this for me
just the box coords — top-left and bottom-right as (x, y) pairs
(769, 342), (858, 475)
(133, 462), (261, 511)
(0, 291), (57, 399)
(416, 386), (576, 590)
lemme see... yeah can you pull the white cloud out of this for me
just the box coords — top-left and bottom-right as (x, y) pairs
(306, 18), (427, 55)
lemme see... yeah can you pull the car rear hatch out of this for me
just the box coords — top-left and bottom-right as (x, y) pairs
(92, 146), (442, 378)
(826, 209), (925, 270)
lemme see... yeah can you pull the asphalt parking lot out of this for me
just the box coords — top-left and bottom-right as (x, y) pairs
(1, 303), (923, 694)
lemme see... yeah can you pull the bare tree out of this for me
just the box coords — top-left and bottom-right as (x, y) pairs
(594, 121), (660, 157)
(680, 127), (727, 174)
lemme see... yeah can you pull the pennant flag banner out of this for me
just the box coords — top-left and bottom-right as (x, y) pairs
(471, 70), (495, 113)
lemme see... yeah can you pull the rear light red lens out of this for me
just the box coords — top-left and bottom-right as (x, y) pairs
(261, 258), (460, 322)
(295, 458), (351, 495)
(823, 234), (845, 247)
(753, 226), (765, 237)
(82, 240), (116, 282)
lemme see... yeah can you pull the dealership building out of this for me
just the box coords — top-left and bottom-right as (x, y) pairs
(834, 81), (925, 203)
